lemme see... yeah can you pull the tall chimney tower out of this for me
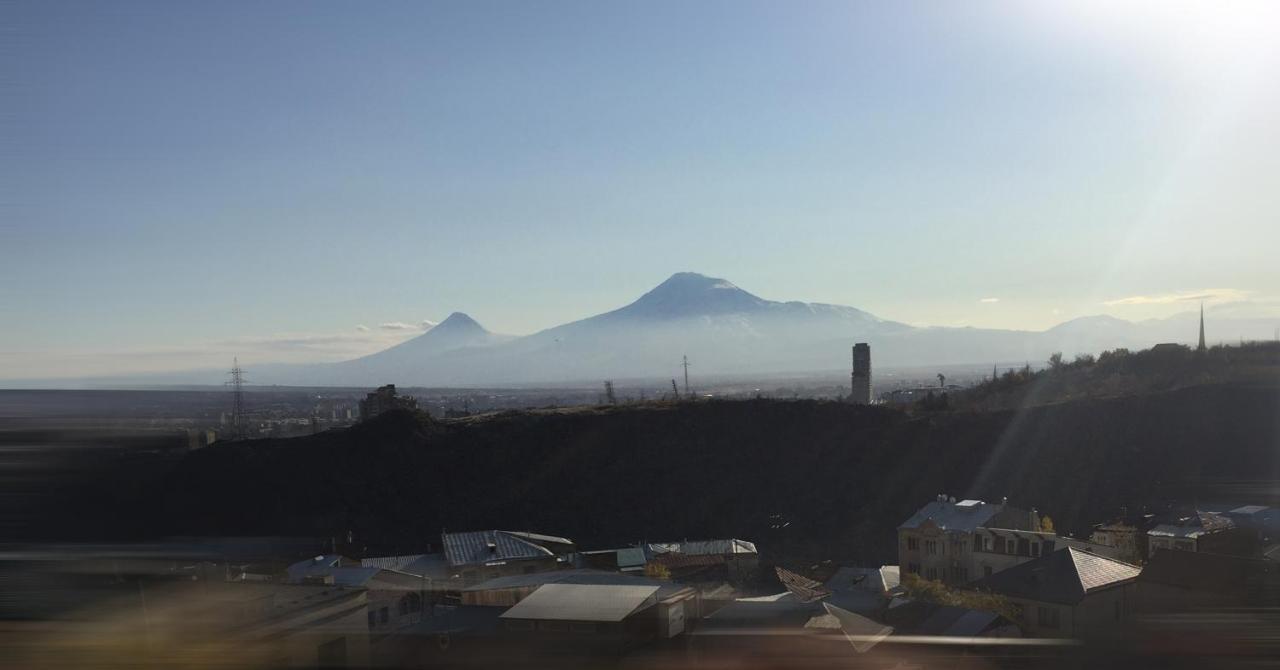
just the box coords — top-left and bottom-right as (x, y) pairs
(1198, 302), (1207, 351)
(850, 343), (872, 405)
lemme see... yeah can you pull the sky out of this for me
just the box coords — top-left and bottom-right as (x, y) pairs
(3, 1), (1279, 379)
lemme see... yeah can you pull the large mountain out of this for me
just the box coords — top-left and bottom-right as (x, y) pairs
(225, 273), (1279, 387)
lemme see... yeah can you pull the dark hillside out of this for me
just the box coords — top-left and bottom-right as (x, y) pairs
(148, 381), (1280, 565)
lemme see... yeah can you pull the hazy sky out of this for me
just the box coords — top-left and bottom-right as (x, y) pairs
(4, 1), (1279, 378)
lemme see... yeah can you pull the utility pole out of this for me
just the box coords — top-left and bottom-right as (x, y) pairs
(670, 379), (679, 400)
(227, 358), (246, 440)
(682, 355), (691, 399)
(603, 380), (617, 405)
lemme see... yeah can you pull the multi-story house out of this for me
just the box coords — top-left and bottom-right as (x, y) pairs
(897, 496), (1039, 585)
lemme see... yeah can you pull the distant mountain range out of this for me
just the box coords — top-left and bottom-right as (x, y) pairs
(244, 272), (1276, 387)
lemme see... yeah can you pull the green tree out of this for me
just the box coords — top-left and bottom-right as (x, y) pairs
(901, 573), (1019, 622)
(1040, 515), (1055, 534)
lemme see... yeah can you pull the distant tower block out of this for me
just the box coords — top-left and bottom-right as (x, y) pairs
(850, 343), (872, 405)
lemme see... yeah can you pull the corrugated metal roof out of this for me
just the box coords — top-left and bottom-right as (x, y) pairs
(443, 531), (555, 568)
(646, 539), (757, 556)
(776, 566), (831, 603)
(361, 554), (450, 579)
(499, 583), (659, 622)
(505, 531), (574, 546)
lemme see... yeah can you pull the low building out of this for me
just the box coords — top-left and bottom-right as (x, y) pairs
(459, 568), (697, 612)
(644, 539), (759, 584)
(969, 547), (1140, 640)
(576, 547), (647, 573)
(285, 555), (428, 634)
(442, 530), (574, 583)
(898, 496), (1040, 585)
(1089, 521), (1144, 564)
(1224, 505), (1279, 540)
(499, 583), (692, 647)
(1146, 511), (1245, 557)
(358, 384), (419, 421)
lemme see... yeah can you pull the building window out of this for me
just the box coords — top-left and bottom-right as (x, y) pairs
(1037, 606), (1060, 629)
(379, 607), (389, 624)
(925, 540), (937, 556)
(1031, 543), (1040, 557)
(908, 562), (920, 575)
(399, 593), (421, 616)
(1017, 538), (1030, 556)
(926, 567), (937, 580)
(907, 537), (919, 551)
(367, 612), (376, 628)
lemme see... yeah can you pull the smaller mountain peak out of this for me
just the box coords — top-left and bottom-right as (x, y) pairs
(435, 312), (487, 332)
(657, 272), (739, 290)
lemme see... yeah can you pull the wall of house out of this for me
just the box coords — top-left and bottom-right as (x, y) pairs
(898, 527), (972, 584)
(1005, 597), (1075, 639)
(456, 557), (559, 583)
(1073, 584), (1133, 641)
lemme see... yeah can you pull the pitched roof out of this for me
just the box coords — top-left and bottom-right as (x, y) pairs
(898, 499), (1002, 532)
(970, 548), (1140, 605)
(442, 531), (557, 568)
(499, 583), (659, 622)
(461, 568), (691, 600)
(646, 539), (757, 556)
(360, 553), (450, 579)
(776, 566), (831, 603)
(1149, 511), (1234, 539)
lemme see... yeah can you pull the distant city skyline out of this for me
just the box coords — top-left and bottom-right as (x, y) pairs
(4, 1), (1278, 379)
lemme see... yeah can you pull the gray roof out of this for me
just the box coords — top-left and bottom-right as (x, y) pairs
(461, 568), (690, 600)
(1229, 505), (1268, 516)
(499, 583), (659, 622)
(971, 548), (1140, 605)
(898, 499), (1002, 532)
(646, 539), (757, 556)
(360, 553), (450, 579)
(443, 531), (557, 568)
(285, 555), (363, 584)
(1148, 511), (1234, 539)
(505, 531), (574, 546)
